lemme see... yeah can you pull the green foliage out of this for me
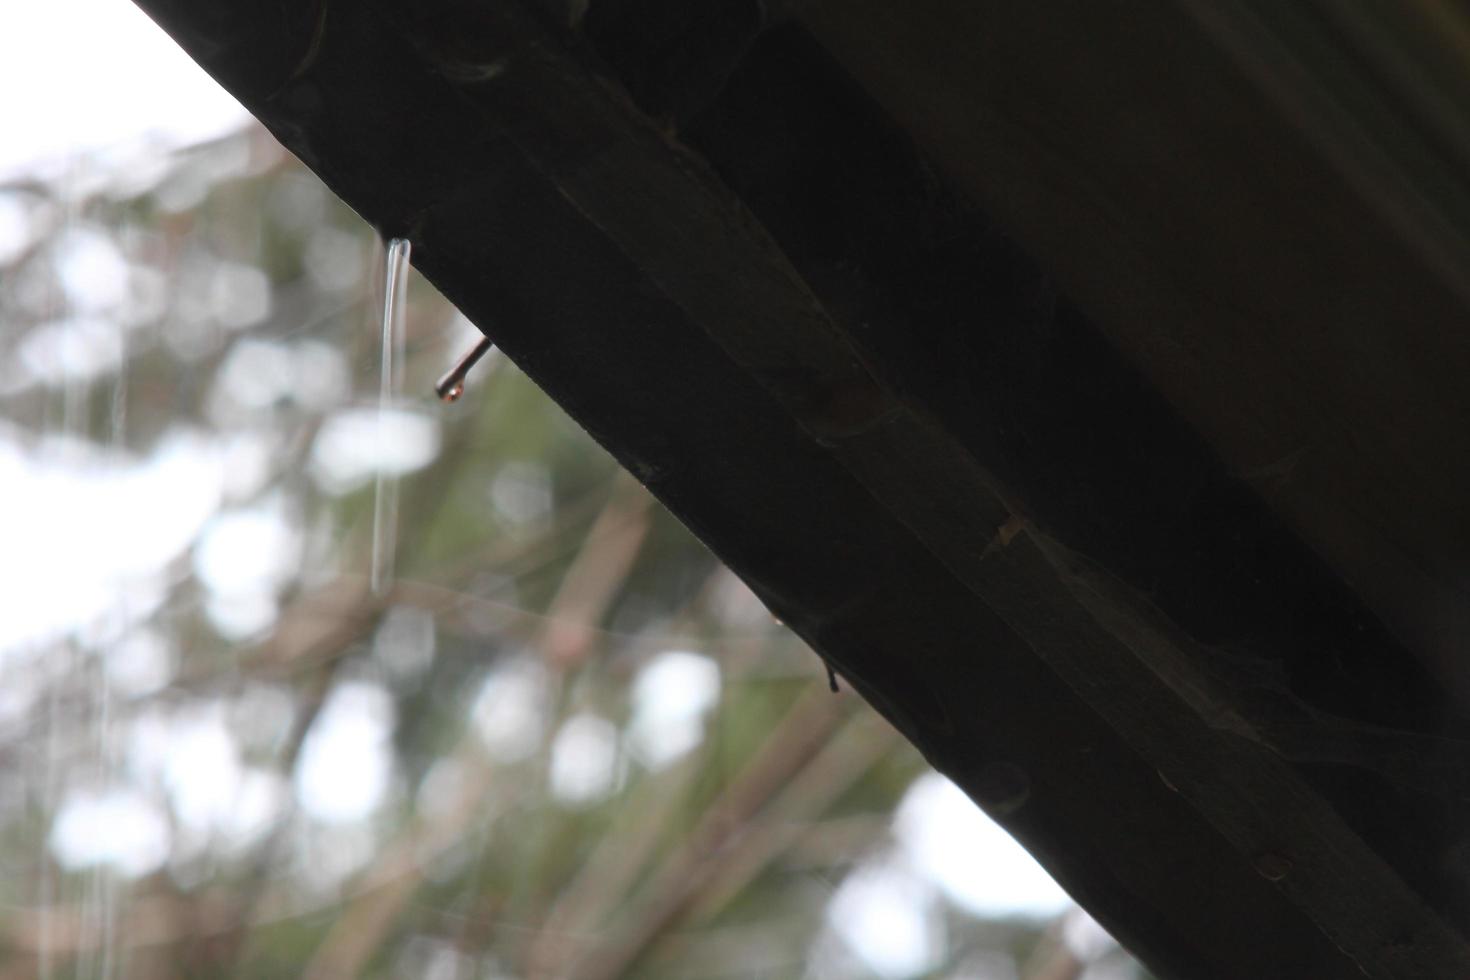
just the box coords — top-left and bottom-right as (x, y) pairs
(0, 125), (1143, 980)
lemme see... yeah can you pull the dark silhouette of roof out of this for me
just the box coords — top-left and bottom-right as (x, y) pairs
(130, 1), (1470, 976)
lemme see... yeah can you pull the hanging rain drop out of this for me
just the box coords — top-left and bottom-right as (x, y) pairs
(435, 335), (494, 403)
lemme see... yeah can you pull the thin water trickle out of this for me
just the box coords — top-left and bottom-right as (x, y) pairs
(95, 229), (129, 980)
(93, 637), (120, 980)
(110, 351), (127, 451)
(371, 237), (412, 597)
(38, 165), (82, 980)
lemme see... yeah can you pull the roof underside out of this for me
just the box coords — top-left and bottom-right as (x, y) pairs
(129, 1), (1470, 976)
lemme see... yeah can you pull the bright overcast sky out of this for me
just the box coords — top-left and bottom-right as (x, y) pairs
(0, 0), (250, 181)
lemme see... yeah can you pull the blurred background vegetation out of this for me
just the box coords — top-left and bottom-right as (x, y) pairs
(0, 100), (1149, 979)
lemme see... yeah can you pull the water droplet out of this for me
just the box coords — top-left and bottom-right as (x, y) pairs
(371, 237), (412, 597)
(433, 335), (494, 403)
